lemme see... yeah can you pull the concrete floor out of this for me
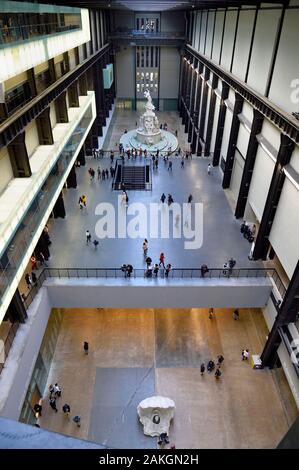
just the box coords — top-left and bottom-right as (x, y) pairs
(45, 110), (259, 270)
(38, 307), (298, 449)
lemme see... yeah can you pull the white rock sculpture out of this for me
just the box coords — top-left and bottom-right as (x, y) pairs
(137, 396), (175, 437)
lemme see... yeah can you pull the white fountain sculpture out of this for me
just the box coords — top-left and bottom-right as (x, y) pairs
(137, 396), (175, 437)
(136, 90), (162, 146)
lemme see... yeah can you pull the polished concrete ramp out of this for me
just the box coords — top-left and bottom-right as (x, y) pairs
(88, 368), (156, 449)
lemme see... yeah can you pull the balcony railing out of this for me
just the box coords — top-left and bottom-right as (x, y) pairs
(0, 106), (93, 305)
(22, 266), (287, 311)
(0, 22), (81, 46)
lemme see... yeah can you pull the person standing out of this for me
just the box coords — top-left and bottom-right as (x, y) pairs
(181, 159), (184, 168)
(242, 349), (249, 361)
(73, 415), (81, 427)
(168, 160), (172, 171)
(33, 403), (42, 417)
(93, 239), (99, 250)
(200, 363), (205, 376)
(143, 239), (148, 257)
(159, 253), (165, 268)
(217, 355), (224, 367)
(49, 396), (58, 412)
(86, 230), (91, 245)
(209, 308), (214, 319)
(215, 368), (222, 379)
(188, 194), (193, 204)
(161, 193), (166, 204)
(31, 271), (37, 285)
(53, 383), (62, 397)
(233, 309), (239, 320)
(25, 273), (32, 289)
(145, 256), (152, 268)
(165, 263), (172, 278)
(30, 255), (37, 270)
(153, 264), (159, 277)
(83, 341), (89, 355)
(81, 195), (87, 207)
(62, 403), (71, 417)
(97, 166), (101, 180)
(207, 163), (211, 175)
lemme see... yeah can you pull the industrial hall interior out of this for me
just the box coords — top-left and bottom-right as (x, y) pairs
(0, 0), (299, 451)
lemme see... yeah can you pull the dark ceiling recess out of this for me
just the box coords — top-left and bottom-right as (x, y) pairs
(33, 1), (288, 11)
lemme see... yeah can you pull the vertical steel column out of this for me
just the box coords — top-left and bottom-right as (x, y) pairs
(253, 133), (295, 260)
(205, 74), (218, 156)
(235, 110), (264, 218)
(212, 82), (229, 166)
(222, 92), (244, 188)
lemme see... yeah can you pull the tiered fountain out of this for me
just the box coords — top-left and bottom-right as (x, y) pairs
(119, 90), (178, 153)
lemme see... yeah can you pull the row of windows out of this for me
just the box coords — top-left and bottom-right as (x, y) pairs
(136, 46), (159, 68)
(136, 18), (159, 32)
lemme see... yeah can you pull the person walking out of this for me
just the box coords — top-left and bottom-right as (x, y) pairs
(126, 264), (133, 277)
(207, 163), (211, 175)
(161, 193), (166, 204)
(86, 230), (91, 245)
(168, 160), (172, 171)
(181, 159), (184, 168)
(143, 239), (148, 257)
(73, 415), (81, 427)
(209, 308), (214, 319)
(78, 196), (84, 210)
(242, 349), (249, 361)
(25, 273), (32, 289)
(97, 166), (101, 180)
(188, 194), (193, 204)
(93, 239), (99, 250)
(159, 253), (165, 268)
(49, 396), (58, 412)
(200, 363), (205, 376)
(102, 169), (106, 180)
(33, 403), (42, 417)
(49, 384), (54, 398)
(201, 264), (209, 277)
(62, 403), (71, 417)
(83, 341), (89, 355)
(215, 368), (222, 380)
(233, 309), (239, 320)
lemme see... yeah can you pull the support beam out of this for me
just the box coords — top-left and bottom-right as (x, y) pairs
(253, 133), (295, 260)
(261, 260), (299, 368)
(222, 93), (244, 188)
(8, 132), (31, 178)
(198, 68), (210, 141)
(68, 81), (80, 107)
(212, 82), (229, 166)
(235, 110), (264, 218)
(66, 165), (77, 189)
(55, 92), (68, 123)
(53, 192), (66, 219)
(205, 74), (218, 156)
(36, 108), (54, 145)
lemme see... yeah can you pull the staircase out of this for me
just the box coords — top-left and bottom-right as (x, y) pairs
(112, 160), (152, 190)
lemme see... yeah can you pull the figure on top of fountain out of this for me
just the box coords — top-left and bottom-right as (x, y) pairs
(138, 89), (160, 135)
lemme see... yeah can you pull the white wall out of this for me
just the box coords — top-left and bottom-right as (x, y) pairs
(220, 108), (233, 160)
(212, 10), (225, 63)
(0, 148), (13, 194)
(290, 145), (299, 174)
(230, 150), (244, 202)
(236, 123), (250, 158)
(246, 9), (280, 95)
(25, 121), (40, 158)
(200, 11), (208, 54)
(205, 11), (215, 58)
(49, 102), (57, 129)
(269, 9), (299, 113)
(220, 10), (238, 71)
(232, 9), (255, 81)
(247, 145), (275, 222)
(269, 178), (299, 279)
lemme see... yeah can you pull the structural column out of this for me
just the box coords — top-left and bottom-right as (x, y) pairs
(261, 260), (299, 368)
(8, 132), (31, 178)
(67, 165), (77, 189)
(187, 61), (197, 143)
(198, 68), (210, 145)
(205, 74), (218, 156)
(35, 230), (51, 261)
(212, 82), (229, 166)
(36, 108), (54, 145)
(253, 133), (295, 260)
(222, 92), (244, 188)
(53, 192), (66, 219)
(6, 290), (28, 323)
(235, 110), (264, 218)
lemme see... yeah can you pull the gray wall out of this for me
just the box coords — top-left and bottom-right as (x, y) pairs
(160, 11), (185, 32)
(115, 47), (135, 97)
(159, 47), (180, 99)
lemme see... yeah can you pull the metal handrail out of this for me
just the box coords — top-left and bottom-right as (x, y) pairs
(0, 22), (81, 45)
(22, 266), (287, 311)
